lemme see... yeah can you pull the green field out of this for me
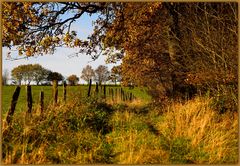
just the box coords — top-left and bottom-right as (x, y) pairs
(2, 85), (151, 116)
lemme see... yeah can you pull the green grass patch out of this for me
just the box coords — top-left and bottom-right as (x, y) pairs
(2, 85), (87, 116)
(2, 85), (151, 117)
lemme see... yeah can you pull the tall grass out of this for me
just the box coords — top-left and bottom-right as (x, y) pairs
(156, 97), (238, 164)
(2, 93), (238, 164)
(103, 96), (238, 164)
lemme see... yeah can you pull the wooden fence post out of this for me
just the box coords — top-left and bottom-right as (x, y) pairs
(63, 81), (67, 101)
(109, 88), (111, 96)
(39, 91), (44, 113)
(125, 93), (128, 101)
(5, 86), (21, 125)
(26, 85), (33, 114)
(88, 79), (92, 97)
(53, 80), (58, 104)
(120, 88), (123, 101)
(111, 88), (114, 101)
(103, 85), (106, 98)
(115, 88), (118, 101)
(130, 92), (133, 101)
(122, 90), (125, 101)
(95, 82), (99, 94)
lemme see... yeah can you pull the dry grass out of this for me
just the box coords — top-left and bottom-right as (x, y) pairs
(156, 97), (238, 164)
(106, 97), (146, 108)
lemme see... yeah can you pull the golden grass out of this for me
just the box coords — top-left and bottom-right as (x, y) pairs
(156, 97), (238, 164)
(106, 97), (146, 107)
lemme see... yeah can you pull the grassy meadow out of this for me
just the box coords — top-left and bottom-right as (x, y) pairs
(2, 85), (238, 164)
(2, 85), (151, 116)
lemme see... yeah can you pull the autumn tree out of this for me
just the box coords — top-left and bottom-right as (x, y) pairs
(81, 65), (95, 84)
(32, 64), (51, 85)
(94, 65), (110, 85)
(47, 71), (64, 83)
(11, 67), (23, 85)
(11, 64), (33, 85)
(109, 65), (121, 85)
(23, 65), (34, 85)
(101, 3), (176, 96)
(100, 2), (238, 98)
(178, 3), (238, 89)
(67, 74), (79, 85)
(2, 69), (9, 85)
(11, 64), (50, 85)
(2, 2), (116, 58)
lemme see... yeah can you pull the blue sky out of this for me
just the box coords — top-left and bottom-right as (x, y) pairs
(2, 12), (121, 84)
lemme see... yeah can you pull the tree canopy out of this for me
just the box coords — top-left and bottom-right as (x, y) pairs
(67, 74), (79, 85)
(47, 71), (64, 82)
(11, 64), (50, 85)
(3, 2), (238, 98)
(94, 65), (110, 85)
(109, 65), (121, 85)
(81, 65), (95, 84)
(102, 2), (238, 97)
(3, 2), (116, 58)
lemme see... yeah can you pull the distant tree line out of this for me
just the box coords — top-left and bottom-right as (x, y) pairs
(10, 64), (64, 85)
(4, 64), (121, 86)
(81, 65), (121, 85)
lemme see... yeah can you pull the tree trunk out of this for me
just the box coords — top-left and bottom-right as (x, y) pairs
(165, 3), (187, 96)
